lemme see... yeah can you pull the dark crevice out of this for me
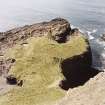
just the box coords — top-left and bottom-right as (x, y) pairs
(6, 75), (23, 86)
(6, 75), (17, 85)
(54, 25), (71, 43)
(55, 28), (81, 43)
(55, 28), (71, 43)
(59, 52), (100, 90)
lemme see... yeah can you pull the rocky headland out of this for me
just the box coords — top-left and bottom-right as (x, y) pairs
(0, 18), (104, 105)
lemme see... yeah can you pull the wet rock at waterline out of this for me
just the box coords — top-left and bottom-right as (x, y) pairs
(89, 34), (105, 71)
(100, 33), (105, 41)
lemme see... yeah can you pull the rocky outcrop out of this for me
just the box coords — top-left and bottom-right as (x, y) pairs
(0, 18), (71, 55)
(0, 18), (94, 85)
(0, 18), (86, 77)
(0, 35), (93, 105)
(1, 18), (103, 105)
(0, 18), (94, 88)
(0, 18), (97, 105)
(0, 18), (71, 76)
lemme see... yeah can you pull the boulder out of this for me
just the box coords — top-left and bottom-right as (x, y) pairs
(6, 75), (17, 85)
(0, 18), (71, 54)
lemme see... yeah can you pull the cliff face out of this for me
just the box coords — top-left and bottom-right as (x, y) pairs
(0, 18), (93, 105)
(0, 18), (71, 76)
(0, 18), (70, 54)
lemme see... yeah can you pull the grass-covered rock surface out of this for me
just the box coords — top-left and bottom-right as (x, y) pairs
(1, 35), (88, 105)
(0, 18), (97, 105)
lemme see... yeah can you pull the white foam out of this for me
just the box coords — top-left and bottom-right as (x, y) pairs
(87, 31), (91, 35)
(88, 34), (94, 40)
(86, 29), (97, 35)
(79, 29), (84, 33)
(71, 25), (85, 34)
(71, 26), (96, 40)
(86, 31), (95, 40)
(71, 25), (76, 29)
(92, 29), (97, 33)
(95, 39), (105, 46)
(101, 53), (105, 58)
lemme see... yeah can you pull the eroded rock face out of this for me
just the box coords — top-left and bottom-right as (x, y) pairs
(0, 18), (71, 76)
(0, 58), (16, 76)
(0, 18), (71, 54)
(49, 18), (71, 43)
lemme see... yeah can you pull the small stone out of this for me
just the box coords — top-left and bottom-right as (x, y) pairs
(6, 75), (17, 85)
(6, 58), (16, 63)
(17, 80), (23, 87)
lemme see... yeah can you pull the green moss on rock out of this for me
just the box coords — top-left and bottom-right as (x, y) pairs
(0, 35), (89, 105)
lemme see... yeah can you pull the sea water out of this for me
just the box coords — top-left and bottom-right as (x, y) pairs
(0, 0), (105, 70)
